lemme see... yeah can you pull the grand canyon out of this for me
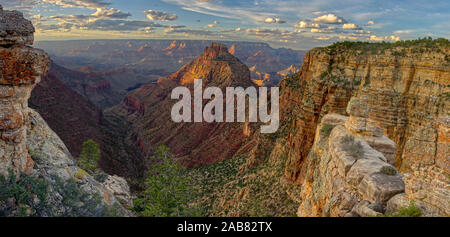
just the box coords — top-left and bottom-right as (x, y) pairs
(0, 2), (448, 218)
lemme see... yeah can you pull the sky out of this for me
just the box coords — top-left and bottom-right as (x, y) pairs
(1, 0), (449, 50)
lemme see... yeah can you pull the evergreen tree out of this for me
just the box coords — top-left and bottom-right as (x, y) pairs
(77, 139), (101, 173)
(133, 145), (197, 217)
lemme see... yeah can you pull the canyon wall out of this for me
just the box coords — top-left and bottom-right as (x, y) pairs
(278, 41), (449, 216)
(280, 42), (449, 185)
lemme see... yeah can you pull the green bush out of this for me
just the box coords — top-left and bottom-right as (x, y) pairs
(320, 124), (335, 137)
(132, 146), (199, 217)
(0, 171), (49, 217)
(77, 139), (101, 173)
(380, 166), (397, 176)
(340, 135), (364, 159)
(284, 72), (301, 89)
(385, 201), (422, 217)
(52, 175), (108, 217)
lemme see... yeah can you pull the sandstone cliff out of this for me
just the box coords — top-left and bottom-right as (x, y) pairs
(279, 40), (449, 184)
(276, 40), (449, 216)
(0, 5), (132, 217)
(297, 98), (404, 216)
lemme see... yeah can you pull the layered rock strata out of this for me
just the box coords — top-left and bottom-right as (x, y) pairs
(0, 6), (50, 176)
(280, 42), (449, 184)
(297, 98), (406, 217)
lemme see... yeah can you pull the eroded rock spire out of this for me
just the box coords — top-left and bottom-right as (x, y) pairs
(0, 5), (50, 176)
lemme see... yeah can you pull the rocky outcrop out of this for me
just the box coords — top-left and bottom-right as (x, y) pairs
(103, 175), (133, 208)
(297, 98), (405, 217)
(0, 6), (49, 177)
(396, 117), (449, 216)
(0, 6), (34, 46)
(25, 109), (131, 216)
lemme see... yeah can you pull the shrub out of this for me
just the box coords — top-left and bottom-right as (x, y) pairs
(132, 145), (199, 217)
(73, 169), (88, 180)
(320, 124), (335, 137)
(385, 201), (422, 217)
(93, 172), (109, 183)
(52, 175), (106, 217)
(340, 135), (364, 159)
(284, 72), (301, 89)
(0, 171), (49, 217)
(380, 166), (397, 176)
(77, 139), (101, 173)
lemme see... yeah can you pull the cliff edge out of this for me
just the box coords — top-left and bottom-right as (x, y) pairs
(0, 5), (131, 217)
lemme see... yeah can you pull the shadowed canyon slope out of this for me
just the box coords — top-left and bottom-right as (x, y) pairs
(29, 66), (144, 178)
(107, 43), (258, 167)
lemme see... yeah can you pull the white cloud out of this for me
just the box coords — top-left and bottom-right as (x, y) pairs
(367, 20), (374, 25)
(294, 20), (321, 29)
(144, 10), (178, 21)
(313, 13), (346, 24)
(369, 35), (400, 41)
(42, 0), (110, 9)
(316, 36), (332, 40)
(393, 30), (412, 34)
(342, 23), (361, 30)
(91, 8), (131, 19)
(264, 17), (285, 24)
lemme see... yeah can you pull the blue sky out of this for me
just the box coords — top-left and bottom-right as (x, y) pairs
(1, 0), (449, 49)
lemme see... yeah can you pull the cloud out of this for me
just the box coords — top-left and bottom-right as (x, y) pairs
(144, 10), (178, 21)
(369, 35), (400, 41)
(294, 20), (321, 29)
(49, 7), (131, 25)
(41, 0), (110, 9)
(79, 19), (163, 31)
(51, 14), (91, 24)
(315, 36), (332, 41)
(342, 23), (361, 30)
(367, 20), (374, 25)
(163, 27), (216, 36)
(313, 13), (346, 24)
(264, 17), (286, 24)
(393, 30), (412, 34)
(91, 8), (131, 19)
(207, 24), (216, 28)
(165, 0), (276, 24)
(245, 28), (290, 35)
(310, 27), (338, 33)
